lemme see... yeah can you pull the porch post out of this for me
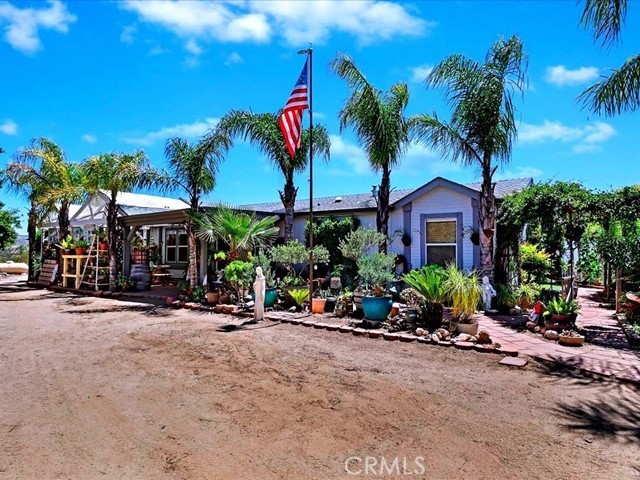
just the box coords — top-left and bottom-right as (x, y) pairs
(122, 226), (131, 277)
(199, 237), (208, 286)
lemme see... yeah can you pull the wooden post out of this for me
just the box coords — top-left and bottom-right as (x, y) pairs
(615, 268), (622, 313)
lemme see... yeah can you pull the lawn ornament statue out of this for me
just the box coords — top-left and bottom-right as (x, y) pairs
(481, 276), (497, 312)
(253, 266), (265, 321)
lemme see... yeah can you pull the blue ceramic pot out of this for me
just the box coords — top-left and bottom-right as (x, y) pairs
(264, 288), (278, 308)
(361, 296), (393, 322)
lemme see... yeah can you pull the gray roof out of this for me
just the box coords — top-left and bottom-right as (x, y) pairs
(120, 205), (183, 216)
(232, 177), (532, 215)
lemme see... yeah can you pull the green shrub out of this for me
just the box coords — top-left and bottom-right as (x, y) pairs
(520, 243), (552, 283)
(403, 265), (448, 304)
(443, 264), (482, 322)
(356, 252), (396, 293)
(288, 288), (309, 306)
(495, 283), (517, 312)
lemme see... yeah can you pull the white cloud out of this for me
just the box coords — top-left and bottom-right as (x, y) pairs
(185, 38), (202, 55)
(545, 65), (599, 87)
(122, 117), (219, 146)
(122, 0), (431, 48)
(0, 0), (76, 54)
(494, 166), (543, 181)
(0, 119), (17, 135)
(224, 51), (243, 66)
(120, 24), (136, 44)
(81, 133), (97, 144)
(409, 64), (433, 83)
(519, 120), (616, 154)
(330, 135), (369, 175)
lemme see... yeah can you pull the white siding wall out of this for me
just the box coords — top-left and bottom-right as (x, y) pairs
(409, 186), (475, 270)
(388, 209), (405, 257)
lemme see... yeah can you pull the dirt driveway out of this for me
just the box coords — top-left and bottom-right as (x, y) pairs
(1, 287), (638, 479)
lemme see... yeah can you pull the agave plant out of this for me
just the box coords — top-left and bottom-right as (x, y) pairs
(544, 297), (581, 316)
(443, 264), (482, 323)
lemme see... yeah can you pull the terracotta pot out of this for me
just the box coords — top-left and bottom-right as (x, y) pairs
(75, 247), (85, 255)
(559, 334), (585, 346)
(390, 302), (400, 317)
(206, 291), (220, 304)
(99, 242), (108, 251)
(311, 298), (327, 314)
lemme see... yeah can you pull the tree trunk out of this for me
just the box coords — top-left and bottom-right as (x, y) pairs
(27, 204), (37, 282)
(107, 197), (118, 290)
(56, 201), (70, 282)
(479, 162), (496, 281)
(187, 220), (198, 288)
(279, 176), (298, 242)
(376, 165), (391, 254)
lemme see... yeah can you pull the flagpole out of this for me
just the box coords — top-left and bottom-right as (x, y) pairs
(307, 47), (314, 309)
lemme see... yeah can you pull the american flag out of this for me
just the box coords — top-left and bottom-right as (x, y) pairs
(278, 58), (309, 158)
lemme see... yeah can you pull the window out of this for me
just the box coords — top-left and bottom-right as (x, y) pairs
(165, 230), (188, 263)
(425, 219), (457, 267)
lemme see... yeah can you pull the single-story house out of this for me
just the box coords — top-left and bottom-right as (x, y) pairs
(47, 176), (532, 285)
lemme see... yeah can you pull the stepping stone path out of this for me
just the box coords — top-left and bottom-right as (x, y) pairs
(499, 357), (528, 368)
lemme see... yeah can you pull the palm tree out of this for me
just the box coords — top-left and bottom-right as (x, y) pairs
(579, 0), (640, 116)
(217, 110), (330, 241)
(331, 53), (411, 253)
(5, 138), (85, 279)
(14, 138), (85, 241)
(83, 151), (162, 288)
(164, 130), (232, 288)
(410, 35), (527, 280)
(3, 165), (52, 281)
(194, 204), (279, 261)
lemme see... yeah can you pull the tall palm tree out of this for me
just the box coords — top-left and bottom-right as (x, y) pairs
(217, 110), (330, 241)
(3, 165), (52, 281)
(195, 204), (279, 261)
(410, 35), (527, 280)
(83, 151), (162, 288)
(579, 0), (640, 116)
(5, 138), (85, 279)
(164, 130), (232, 288)
(331, 53), (411, 253)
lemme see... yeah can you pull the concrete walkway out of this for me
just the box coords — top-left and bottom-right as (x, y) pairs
(476, 287), (640, 383)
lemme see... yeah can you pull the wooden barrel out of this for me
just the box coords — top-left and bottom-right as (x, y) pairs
(131, 249), (148, 264)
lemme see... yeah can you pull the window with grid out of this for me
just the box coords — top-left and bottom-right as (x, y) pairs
(165, 230), (189, 263)
(425, 219), (457, 267)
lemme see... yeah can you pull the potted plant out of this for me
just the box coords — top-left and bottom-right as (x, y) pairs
(400, 287), (424, 327)
(558, 329), (585, 346)
(224, 260), (254, 302)
(114, 274), (136, 292)
(544, 297), (581, 331)
(205, 285), (220, 304)
(403, 265), (448, 330)
(75, 238), (89, 255)
(311, 289), (328, 314)
(93, 227), (108, 251)
(288, 288), (309, 312)
(334, 291), (353, 317)
(59, 235), (74, 255)
(357, 252), (396, 323)
(330, 265), (343, 290)
(443, 264), (482, 336)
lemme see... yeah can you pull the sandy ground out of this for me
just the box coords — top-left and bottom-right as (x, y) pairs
(1, 286), (639, 480)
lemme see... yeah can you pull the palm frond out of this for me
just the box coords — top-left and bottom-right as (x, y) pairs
(581, 0), (628, 47)
(579, 54), (640, 116)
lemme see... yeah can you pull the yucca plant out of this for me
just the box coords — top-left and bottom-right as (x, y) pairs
(443, 264), (482, 323)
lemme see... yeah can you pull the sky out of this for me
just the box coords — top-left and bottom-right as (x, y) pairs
(1, 0), (639, 234)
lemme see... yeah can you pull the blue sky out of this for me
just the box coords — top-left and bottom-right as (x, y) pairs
(1, 0), (639, 234)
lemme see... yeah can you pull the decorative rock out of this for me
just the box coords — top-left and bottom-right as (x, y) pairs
(431, 333), (440, 343)
(455, 341), (475, 350)
(526, 321), (537, 331)
(456, 333), (474, 343)
(534, 326), (541, 333)
(415, 328), (427, 337)
(544, 330), (560, 340)
(477, 330), (491, 344)
(436, 328), (451, 340)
